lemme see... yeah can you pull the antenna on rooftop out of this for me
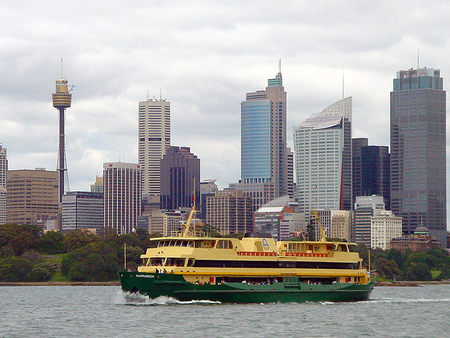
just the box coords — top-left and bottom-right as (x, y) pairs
(417, 49), (420, 69)
(278, 59), (282, 74)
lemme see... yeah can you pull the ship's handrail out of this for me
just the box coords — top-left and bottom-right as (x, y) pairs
(285, 252), (329, 258)
(236, 251), (277, 257)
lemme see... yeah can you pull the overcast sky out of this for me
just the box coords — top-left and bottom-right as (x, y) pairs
(1, 1), (450, 206)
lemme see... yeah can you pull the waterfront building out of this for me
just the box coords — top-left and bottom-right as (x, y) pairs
(0, 145), (6, 225)
(352, 138), (390, 209)
(6, 168), (59, 226)
(294, 97), (352, 213)
(239, 63), (294, 211)
(139, 97), (170, 195)
(160, 146), (200, 210)
(103, 162), (141, 234)
(370, 210), (402, 250)
(390, 67), (446, 245)
(206, 190), (253, 236)
(390, 226), (441, 252)
(61, 191), (103, 233)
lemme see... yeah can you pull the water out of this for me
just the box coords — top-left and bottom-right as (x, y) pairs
(1, 285), (449, 337)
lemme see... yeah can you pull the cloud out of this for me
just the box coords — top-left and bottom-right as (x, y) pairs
(1, 0), (450, 224)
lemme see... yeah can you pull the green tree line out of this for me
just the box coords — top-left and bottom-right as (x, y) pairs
(355, 244), (450, 281)
(0, 223), (157, 282)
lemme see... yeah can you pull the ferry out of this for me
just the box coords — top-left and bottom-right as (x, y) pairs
(119, 207), (374, 303)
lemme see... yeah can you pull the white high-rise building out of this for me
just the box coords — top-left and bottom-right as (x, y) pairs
(294, 97), (352, 213)
(103, 162), (141, 234)
(139, 98), (170, 195)
(371, 210), (402, 250)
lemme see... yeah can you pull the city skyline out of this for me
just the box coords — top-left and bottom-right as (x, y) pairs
(1, 1), (450, 227)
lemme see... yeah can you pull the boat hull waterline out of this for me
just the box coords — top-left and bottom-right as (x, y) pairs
(119, 272), (374, 303)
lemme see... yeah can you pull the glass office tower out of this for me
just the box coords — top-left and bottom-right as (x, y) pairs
(390, 68), (446, 246)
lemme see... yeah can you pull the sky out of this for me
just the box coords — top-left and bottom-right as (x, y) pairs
(1, 1), (450, 206)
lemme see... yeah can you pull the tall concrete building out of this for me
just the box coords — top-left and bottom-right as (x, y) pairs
(62, 191), (103, 233)
(371, 210), (402, 250)
(239, 63), (294, 210)
(353, 195), (386, 247)
(160, 146), (200, 210)
(6, 168), (59, 226)
(352, 138), (390, 209)
(294, 97), (352, 213)
(0, 145), (7, 225)
(390, 67), (446, 245)
(139, 97), (170, 195)
(206, 190), (253, 235)
(103, 162), (141, 234)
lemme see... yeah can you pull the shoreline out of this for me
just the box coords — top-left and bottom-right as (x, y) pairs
(375, 281), (450, 287)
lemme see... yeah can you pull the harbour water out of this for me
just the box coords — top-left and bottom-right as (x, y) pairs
(1, 284), (449, 337)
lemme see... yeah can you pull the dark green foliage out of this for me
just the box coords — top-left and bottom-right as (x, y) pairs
(374, 258), (402, 280)
(21, 250), (44, 265)
(0, 256), (33, 282)
(61, 242), (120, 281)
(28, 263), (56, 282)
(63, 229), (101, 252)
(406, 252), (438, 270)
(0, 224), (41, 256)
(386, 249), (409, 270)
(38, 231), (66, 254)
(354, 244), (450, 281)
(404, 263), (432, 281)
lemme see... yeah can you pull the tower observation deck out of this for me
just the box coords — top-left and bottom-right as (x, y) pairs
(52, 77), (72, 204)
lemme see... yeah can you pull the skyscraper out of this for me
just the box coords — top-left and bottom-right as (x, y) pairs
(139, 97), (170, 195)
(160, 146), (200, 210)
(62, 191), (103, 233)
(390, 67), (446, 245)
(294, 97), (352, 213)
(0, 145), (7, 225)
(239, 62), (293, 210)
(352, 138), (390, 209)
(6, 168), (59, 226)
(103, 162), (141, 234)
(206, 190), (253, 236)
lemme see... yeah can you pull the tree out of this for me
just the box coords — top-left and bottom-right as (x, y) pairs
(0, 224), (40, 256)
(404, 262), (432, 281)
(0, 257), (33, 282)
(27, 263), (55, 282)
(38, 231), (66, 254)
(63, 229), (101, 252)
(61, 242), (120, 281)
(406, 252), (438, 270)
(374, 258), (402, 280)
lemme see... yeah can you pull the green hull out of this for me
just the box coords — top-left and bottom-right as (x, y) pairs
(118, 272), (374, 303)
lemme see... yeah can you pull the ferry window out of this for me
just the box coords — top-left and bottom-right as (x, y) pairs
(151, 258), (164, 266)
(194, 241), (202, 248)
(187, 258), (195, 267)
(217, 240), (233, 249)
